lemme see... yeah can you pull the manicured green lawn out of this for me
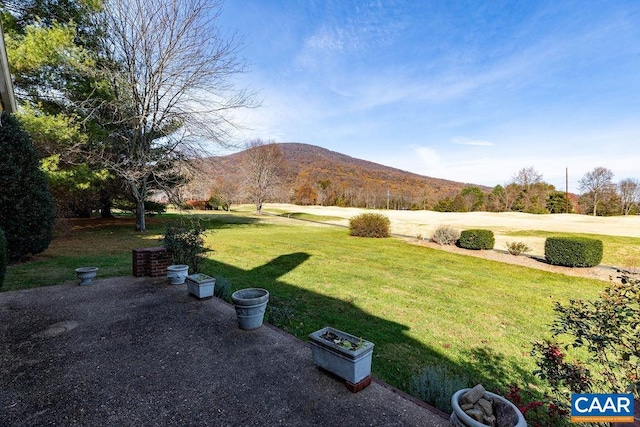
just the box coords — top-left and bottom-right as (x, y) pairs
(3, 210), (608, 408)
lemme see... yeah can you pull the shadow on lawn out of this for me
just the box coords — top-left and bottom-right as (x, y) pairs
(199, 250), (539, 412)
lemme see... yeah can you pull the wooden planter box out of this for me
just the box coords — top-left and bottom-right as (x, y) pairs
(309, 326), (374, 391)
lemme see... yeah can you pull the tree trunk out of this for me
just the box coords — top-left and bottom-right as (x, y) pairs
(100, 197), (113, 218)
(136, 198), (146, 231)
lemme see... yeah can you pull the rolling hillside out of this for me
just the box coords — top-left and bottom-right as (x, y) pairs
(200, 142), (486, 209)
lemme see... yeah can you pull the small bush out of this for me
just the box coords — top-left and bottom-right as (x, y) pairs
(349, 213), (390, 238)
(0, 228), (6, 288)
(458, 229), (494, 250)
(544, 237), (603, 267)
(162, 224), (208, 273)
(430, 225), (460, 245)
(506, 241), (531, 256)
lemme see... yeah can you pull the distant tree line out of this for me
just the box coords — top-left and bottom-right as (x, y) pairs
(187, 155), (639, 217)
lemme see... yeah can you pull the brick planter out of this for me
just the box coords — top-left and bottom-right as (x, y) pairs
(132, 247), (172, 277)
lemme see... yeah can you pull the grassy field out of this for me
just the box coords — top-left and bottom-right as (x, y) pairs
(3, 208), (610, 411)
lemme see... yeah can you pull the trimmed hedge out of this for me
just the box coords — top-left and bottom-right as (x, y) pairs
(458, 229), (495, 250)
(544, 237), (603, 267)
(349, 213), (391, 238)
(0, 228), (6, 288)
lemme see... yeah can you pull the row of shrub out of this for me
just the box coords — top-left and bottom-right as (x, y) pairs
(347, 213), (604, 268)
(428, 225), (603, 267)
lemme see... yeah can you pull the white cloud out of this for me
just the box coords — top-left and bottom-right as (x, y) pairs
(450, 137), (495, 147)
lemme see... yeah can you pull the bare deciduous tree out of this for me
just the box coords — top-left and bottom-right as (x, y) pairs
(89, 0), (254, 231)
(511, 167), (543, 190)
(241, 139), (283, 214)
(618, 178), (640, 215)
(579, 167), (614, 216)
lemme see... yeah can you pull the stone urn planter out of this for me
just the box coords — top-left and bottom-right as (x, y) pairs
(186, 273), (215, 299)
(450, 385), (526, 427)
(231, 288), (269, 330)
(166, 264), (189, 285)
(308, 326), (375, 392)
(75, 267), (99, 286)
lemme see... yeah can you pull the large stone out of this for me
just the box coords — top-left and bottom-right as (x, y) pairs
(465, 408), (485, 423)
(477, 398), (494, 416)
(483, 415), (497, 427)
(460, 384), (486, 405)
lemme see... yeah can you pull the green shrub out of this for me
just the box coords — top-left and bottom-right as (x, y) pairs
(458, 229), (494, 250)
(0, 228), (6, 288)
(544, 237), (603, 267)
(0, 113), (55, 261)
(505, 241), (531, 256)
(430, 225), (460, 245)
(162, 224), (208, 273)
(532, 275), (640, 408)
(349, 213), (390, 238)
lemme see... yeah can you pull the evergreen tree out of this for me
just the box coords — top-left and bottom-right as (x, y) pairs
(0, 113), (55, 261)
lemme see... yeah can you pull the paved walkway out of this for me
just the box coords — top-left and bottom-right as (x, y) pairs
(0, 277), (451, 426)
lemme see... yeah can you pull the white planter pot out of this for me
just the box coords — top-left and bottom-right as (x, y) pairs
(186, 273), (215, 299)
(166, 264), (189, 285)
(308, 326), (374, 384)
(231, 288), (269, 330)
(450, 389), (526, 427)
(75, 267), (99, 285)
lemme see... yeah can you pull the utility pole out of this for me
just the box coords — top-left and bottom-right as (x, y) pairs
(566, 167), (569, 214)
(387, 188), (390, 210)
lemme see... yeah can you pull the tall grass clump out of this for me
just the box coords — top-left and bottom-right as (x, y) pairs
(431, 225), (460, 245)
(349, 213), (390, 238)
(506, 241), (531, 256)
(410, 365), (469, 413)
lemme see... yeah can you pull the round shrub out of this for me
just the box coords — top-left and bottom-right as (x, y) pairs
(544, 237), (603, 267)
(431, 225), (460, 245)
(0, 228), (6, 288)
(0, 113), (55, 261)
(458, 229), (495, 250)
(349, 213), (390, 238)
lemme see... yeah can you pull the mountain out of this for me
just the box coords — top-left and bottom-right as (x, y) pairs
(202, 142), (486, 209)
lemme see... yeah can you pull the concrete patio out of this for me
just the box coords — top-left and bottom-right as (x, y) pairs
(0, 276), (451, 426)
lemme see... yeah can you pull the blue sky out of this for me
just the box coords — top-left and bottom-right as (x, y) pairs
(217, 0), (640, 193)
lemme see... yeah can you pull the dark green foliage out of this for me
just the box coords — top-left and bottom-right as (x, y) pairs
(458, 229), (495, 250)
(349, 213), (391, 238)
(162, 224), (208, 273)
(0, 228), (6, 287)
(532, 273), (640, 405)
(0, 113), (55, 261)
(113, 198), (166, 215)
(544, 237), (603, 267)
